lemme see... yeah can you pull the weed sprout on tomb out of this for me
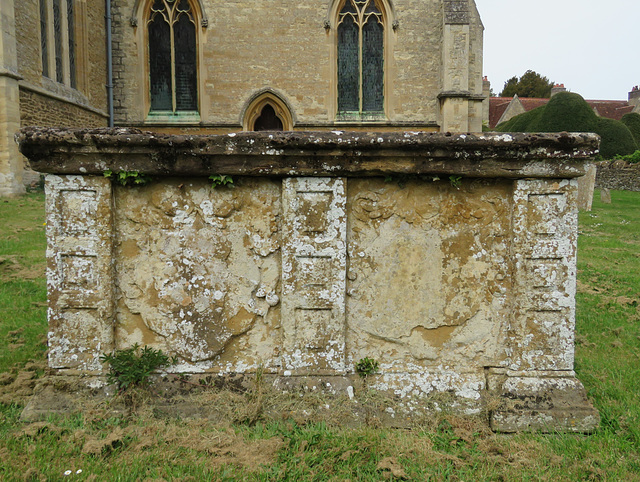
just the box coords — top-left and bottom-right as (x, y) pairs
(103, 169), (152, 186)
(355, 357), (379, 378)
(100, 344), (178, 391)
(210, 174), (234, 188)
(449, 175), (462, 189)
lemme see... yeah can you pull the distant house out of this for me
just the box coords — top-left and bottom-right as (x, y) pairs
(488, 84), (640, 129)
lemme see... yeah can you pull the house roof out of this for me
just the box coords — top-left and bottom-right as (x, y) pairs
(587, 100), (633, 121)
(488, 97), (513, 129)
(489, 96), (635, 128)
(518, 98), (549, 111)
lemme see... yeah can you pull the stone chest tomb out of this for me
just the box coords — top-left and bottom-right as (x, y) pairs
(17, 127), (600, 431)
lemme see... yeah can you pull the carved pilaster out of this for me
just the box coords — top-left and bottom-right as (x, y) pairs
(489, 179), (599, 432)
(281, 177), (347, 374)
(45, 175), (115, 374)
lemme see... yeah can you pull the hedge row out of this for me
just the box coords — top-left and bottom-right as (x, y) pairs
(496, 92), (637, 159)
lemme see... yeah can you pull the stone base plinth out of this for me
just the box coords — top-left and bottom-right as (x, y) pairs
(23, 371), (599, 433)
(487, 371), (600, 433)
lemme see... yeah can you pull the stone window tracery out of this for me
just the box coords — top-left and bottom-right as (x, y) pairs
(147, 0), (198, 113)
(337, 0), (384, 118)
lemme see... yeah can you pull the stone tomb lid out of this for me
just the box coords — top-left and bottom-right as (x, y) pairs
(16, 127), (599, 179)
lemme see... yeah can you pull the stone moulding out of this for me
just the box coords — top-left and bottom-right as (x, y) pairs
(17, 127), (598, 179)
(17, 127), (601, 432)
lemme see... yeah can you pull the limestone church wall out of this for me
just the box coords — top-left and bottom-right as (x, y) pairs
(110, 0), (484, 132)
(0, 0), (108, 196)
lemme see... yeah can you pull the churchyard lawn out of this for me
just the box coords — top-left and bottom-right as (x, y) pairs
(0, 190), (638, 480)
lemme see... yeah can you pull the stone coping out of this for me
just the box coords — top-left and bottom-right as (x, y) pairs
(16, 127), (599, 179)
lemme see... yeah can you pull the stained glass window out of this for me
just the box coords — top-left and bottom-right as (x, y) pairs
(53, 0), (63, 83)
(337, 0), (384, 116)
(67, 0), (76, 88)
(148, 0), (198, 113)
(40, 0), (77, 87)
(40, 0), (49, 78)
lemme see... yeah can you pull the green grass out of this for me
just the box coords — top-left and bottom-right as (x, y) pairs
(0, 192), (48, 372)
(0, 190), (639, 480)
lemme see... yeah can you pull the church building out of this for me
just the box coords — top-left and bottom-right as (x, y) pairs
(1, 0), (486, 195)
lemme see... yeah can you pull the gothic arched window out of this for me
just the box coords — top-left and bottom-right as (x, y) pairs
(337, 0), (384, 117)
(148, 0), (197, 113)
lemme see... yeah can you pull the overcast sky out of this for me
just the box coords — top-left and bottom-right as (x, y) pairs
(475, 0), (639, 101)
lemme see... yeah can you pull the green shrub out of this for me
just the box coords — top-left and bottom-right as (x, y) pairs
(100, 344), (178, 390)
(621, 112), (640, 145)
(614, 149), (640, 163)
(596, 117), (637, 159)
(497, 105), (544, 132)
(497, 92), (638, 158)
(533, 92), (598, 132)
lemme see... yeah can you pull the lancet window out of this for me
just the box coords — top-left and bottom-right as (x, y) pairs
(148, 0), (198, 113)
(337, 0), (384, 116)
(40, 0), (76, 88)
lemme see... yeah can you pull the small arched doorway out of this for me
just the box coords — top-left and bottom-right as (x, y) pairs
(243, 92), (294, 131)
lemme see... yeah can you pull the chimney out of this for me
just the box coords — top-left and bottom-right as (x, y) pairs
(551, 84), (566, 97)
(628, 86), (640, 108)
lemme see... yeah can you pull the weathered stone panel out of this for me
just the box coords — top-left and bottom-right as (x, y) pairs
(282, 177), (347, 374)
(346, 178), (511, 371)
(113, 178), (281, 373)
(45, 175), (115, 373)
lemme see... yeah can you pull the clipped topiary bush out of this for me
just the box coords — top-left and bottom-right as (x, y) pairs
(596, 117), (638, 159)
(531, 92), (598, 132)
(496, 92), (638, 158)
(621, 112), (640, 145)
(498, 106), (544, 132)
